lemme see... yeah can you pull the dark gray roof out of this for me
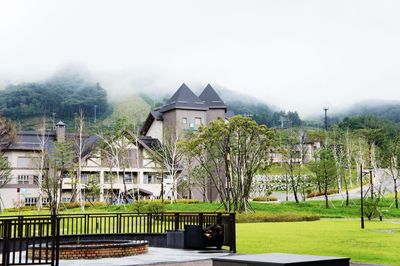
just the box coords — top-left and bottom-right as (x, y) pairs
(7, 131), (56, 151)
(139, 136), (161, 150)
(81, 135), (100, 158)
(159, 83), (208, 113)
(198, 84), (226, 109)
(150, 110), (163, 120)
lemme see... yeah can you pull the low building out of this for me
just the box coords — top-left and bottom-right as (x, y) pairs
(0, 123), (173, 210)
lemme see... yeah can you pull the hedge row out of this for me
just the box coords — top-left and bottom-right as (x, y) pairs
(252, 196), (278, 202)
(306, 189), (338, 198)
(236, 212), (320, 223)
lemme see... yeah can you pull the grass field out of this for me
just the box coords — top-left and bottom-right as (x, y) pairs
(2, 201), (400, 265)
(237, 219), (400, 266)
(2, 199), (400, 219)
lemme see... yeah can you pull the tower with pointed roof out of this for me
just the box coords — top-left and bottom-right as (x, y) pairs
(141, 83), (228, 143)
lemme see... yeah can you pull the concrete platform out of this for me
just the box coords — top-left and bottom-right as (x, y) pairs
(212, 253), (350, 266)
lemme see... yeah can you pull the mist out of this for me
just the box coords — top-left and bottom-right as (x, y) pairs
(1, 0), (400, 117)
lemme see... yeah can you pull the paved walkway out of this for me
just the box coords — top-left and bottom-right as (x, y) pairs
(58, 248), (386, 266)
(59, 247), (230, 266)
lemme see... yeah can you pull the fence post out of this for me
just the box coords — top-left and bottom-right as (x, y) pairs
(199, 213), (204, 228)
(117, 213), (122, 234)
(217, 213), (222, 225)
(84, 214), (89, 234)
(2, 220), (10, 266)
(174, 213), (180, 230)
(229, 213), (236, 253)
(147, 213), (153, 233)
(52, 216), (60, 266)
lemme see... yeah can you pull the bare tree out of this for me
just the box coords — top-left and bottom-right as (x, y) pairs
(40, 141), (74, 215)
(0, 113), (16, 190)
(73, 109), (86, 211)
(152, 131), (184, 203)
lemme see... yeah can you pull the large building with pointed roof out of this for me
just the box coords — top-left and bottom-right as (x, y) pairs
(141, 83), (229, 201)
(141, 83), (228, 143)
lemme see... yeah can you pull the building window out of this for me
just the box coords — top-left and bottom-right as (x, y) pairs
(195, 117), (202, 125)
(25, 197), (38, 206)
(104, 174), (116, 184)
(182, 117), (187, 124)
(18, 175), (30, 184)
(17, 157), (34, 168)
(62, 197), (71, 203)
(124, 174), (133, 184)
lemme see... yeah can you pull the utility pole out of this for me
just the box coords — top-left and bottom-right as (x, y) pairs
(360, 164), (364, 229)
(323, 108), (329, 130)
(279, 116), (285, 129)
(94, 105), (97, 124)
(52, 112), (56, 130)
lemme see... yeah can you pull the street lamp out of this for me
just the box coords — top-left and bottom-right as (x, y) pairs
(360, 164), (373, 229)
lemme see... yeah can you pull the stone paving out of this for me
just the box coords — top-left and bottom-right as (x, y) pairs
(59, 247), (230, 266)
(58, 248), (385, 266)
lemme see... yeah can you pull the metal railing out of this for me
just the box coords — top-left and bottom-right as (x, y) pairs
(0, 212), (236, 262)
(0, 217), (60, 266)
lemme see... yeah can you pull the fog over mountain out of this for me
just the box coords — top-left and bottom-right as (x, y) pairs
(1, 1), (400, 117)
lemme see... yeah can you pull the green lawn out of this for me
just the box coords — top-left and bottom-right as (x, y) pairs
(3, 199), (400, 219)
(237, 219), (400, 266)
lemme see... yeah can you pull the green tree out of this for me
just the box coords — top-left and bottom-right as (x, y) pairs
(310, 147), (337, 208)
(185, 116), (275, 213)
(382, 136), (400, 208)
(41, 141), (74, 215)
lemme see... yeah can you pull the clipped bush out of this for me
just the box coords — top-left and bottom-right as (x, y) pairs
(252, 196), (278, 202)
(306, 189), (338, 198)
(6, 206), (49, 212)
(130, 200), (165, 213)
(151, 199), (200, 204)
(60, 201), (108, 210)
(236, 212), (320, 223)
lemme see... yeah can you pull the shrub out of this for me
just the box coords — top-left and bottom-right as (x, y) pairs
(151, 199), (200, 204)
(306, 189), (338, 198)
(236, 212), (320, 223)
(146, 201), (165, 214)
(364, 198), (381, 220)
(60, 201), (108, 210)
(174, 199), (200, 204)
(131, 200), (147, 213)
(6, 206), (49, 212)
(130, 200), (165, 213)
(252, 196), (278, 202)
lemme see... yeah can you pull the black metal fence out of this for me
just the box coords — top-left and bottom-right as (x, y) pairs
(0, 217), (60, 266)
(0, 212), (236, 266)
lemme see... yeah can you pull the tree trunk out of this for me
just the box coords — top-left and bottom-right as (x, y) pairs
(395, 179), (398, 208)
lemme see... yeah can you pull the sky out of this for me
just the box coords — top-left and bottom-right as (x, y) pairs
(1, 0), (400, 117)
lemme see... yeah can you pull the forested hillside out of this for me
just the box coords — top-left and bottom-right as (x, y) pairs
(0, 74), (110, 124)
(337, 100), (400, 123)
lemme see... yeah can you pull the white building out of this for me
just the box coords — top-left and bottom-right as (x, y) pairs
(0, 122), (173, 209)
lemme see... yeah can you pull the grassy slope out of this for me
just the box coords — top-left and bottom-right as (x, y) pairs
(237, 220), (400, 265)
(102, 95), (151, 126)
(12, 94), (151, 130)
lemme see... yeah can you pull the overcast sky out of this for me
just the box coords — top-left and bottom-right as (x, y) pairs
(1, 0), (400, 116)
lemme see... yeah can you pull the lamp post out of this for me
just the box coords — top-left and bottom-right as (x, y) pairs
(360, 164), (372, 229)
